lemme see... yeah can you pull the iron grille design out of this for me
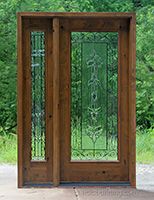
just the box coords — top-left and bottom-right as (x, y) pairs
(71, 32), (118, 160)
(31, 32), (46, 161)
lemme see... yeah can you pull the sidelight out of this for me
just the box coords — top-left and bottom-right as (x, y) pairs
(31, 32), (46, 161)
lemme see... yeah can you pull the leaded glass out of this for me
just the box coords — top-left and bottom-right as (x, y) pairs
(71, 32), (118, 160)
(31, 32), (46, 161)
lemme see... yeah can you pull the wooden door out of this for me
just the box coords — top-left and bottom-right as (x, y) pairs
(18, 13), (136, 187)
(59, 18), (133, 185)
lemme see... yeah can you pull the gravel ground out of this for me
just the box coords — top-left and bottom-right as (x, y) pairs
(0, 164), (154, 200)
(136, 164), (154, 191)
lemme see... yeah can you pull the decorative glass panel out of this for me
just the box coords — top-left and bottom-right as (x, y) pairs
(71, 32), (118, 160)
(31, 32), (46, 161)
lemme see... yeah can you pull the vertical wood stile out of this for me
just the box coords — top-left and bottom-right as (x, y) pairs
(17, 13), (23, 188)
(128, 14), (136, 187)
(53, 18), (60, 186)
(118, 27), (129, 180)
(17, 13), (136, 187)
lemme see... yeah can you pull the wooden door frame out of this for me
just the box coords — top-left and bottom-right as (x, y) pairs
(17, 12), (136, 187)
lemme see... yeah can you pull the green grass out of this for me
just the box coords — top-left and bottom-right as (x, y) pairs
(0, 127), (153, 164)
(136, 127), (154, 164)
(0, 134), (17, 164)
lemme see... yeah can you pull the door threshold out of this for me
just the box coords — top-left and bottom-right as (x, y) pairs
(60, 182), (131, 187)
(24, 182), (53, 188)
(23, 182), (131, 188)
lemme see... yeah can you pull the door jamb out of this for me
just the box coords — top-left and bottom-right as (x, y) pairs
(17, 12), (136, 187)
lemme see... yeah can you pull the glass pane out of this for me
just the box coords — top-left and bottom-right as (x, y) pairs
(31, 32), (46, 161)
(71, 32), (118, 161)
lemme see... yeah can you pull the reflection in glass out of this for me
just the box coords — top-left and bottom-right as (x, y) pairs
(31, 32), (46, 161)
(71, 32), (118, 160)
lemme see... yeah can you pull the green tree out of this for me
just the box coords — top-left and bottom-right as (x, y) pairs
(136, 6), (154, 128)
(0, 0), (153, 135)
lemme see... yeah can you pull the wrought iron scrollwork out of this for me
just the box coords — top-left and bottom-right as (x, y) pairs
(71, 32), (118, 160)
(31, 32), (46, 161)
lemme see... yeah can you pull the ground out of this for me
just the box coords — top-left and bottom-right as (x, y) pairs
(0, 164), (154, 200)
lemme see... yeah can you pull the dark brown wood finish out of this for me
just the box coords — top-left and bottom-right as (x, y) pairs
(17, 13), (24, 188)
(52, 18), (60, 186)
(17, 12), (136, 187)
(128, 15), (136, 187)
(18, 16), (53, 186)
(59, 18), (130, 183)
(18, 12), (135, 18)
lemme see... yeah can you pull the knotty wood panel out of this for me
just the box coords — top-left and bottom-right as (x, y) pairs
(52, 18), (60, 186)
(18, 13), (136, 187)
(17, 14), (24, 188)
(18, 17), (53, 186)
(18, 12), (135, 18)
(128, 14), (136, 187)
(59, 18), (130, 183)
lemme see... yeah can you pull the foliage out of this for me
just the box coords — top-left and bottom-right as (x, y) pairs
(0, 61), (16, 134)
(0, 134), (17, 164)
(136, 127), (154, 164)
(136, 6), (154, 128)
(0, 0), (154, 136)
(0, 128), (153, 164)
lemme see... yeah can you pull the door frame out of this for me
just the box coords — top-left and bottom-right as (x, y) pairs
(17, 12), (136, 187)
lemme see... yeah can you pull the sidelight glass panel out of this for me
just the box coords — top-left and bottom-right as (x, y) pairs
(71, 32), (118, 161)
(31, 32), (46, 161)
